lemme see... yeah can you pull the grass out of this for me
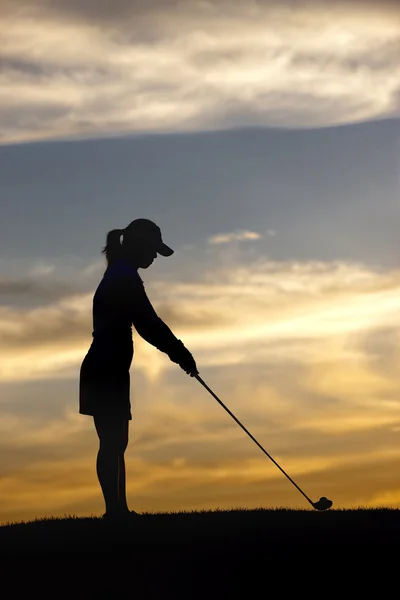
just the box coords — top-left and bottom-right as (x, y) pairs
(1, 507), (399, 557)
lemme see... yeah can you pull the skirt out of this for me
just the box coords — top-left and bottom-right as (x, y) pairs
(79, 342), (133, 420)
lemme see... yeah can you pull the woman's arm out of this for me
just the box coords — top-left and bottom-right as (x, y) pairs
(128, 278), (184, 359)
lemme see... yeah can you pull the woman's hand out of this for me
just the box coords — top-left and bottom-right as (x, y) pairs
(169, 339), (198, 376)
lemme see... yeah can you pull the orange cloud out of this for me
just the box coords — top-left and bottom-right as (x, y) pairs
(1, 257), (400, 523)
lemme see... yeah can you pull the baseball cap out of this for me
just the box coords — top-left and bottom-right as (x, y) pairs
(123, 219), (174, 257)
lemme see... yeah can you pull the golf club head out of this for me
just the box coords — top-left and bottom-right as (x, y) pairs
(312, 497), (333, 511)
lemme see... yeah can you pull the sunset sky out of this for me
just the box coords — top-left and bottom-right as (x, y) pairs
(0, 0), (399, 524)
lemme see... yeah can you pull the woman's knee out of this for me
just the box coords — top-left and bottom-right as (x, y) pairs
(99, 438), (127, 454)
(94, 415), (129, 453)
(98, 430), (128, 454)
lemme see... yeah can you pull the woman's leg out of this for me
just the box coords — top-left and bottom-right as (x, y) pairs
(117, 438), (129, 513)
(94, 415), (129, 515)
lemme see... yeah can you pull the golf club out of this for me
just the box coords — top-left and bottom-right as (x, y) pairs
(194, 373), (333, 511)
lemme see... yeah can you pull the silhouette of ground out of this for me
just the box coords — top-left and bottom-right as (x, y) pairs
(1, 507), (399, 558)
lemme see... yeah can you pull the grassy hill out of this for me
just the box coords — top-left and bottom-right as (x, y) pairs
(1, 507), (399, 558)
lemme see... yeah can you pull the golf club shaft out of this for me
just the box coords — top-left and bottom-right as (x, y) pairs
(194, 373), (313, 506)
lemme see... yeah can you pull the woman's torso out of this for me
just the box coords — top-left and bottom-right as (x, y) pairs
(85, 258), (142, 367)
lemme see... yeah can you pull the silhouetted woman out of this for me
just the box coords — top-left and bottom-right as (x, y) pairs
(79, 219), (198, 520)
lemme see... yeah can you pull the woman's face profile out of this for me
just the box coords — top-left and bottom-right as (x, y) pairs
(126, 240), (158, 269)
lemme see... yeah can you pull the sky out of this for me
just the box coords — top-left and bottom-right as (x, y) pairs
(0, 0), (399, 524)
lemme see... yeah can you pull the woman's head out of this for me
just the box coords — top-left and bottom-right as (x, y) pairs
(101, 219), (173, 269)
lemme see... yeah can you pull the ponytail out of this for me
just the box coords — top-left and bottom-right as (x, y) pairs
(101, 229), (125, 265)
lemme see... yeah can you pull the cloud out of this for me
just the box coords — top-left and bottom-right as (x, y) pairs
(1, 251), (400, 521)
(4, 1), (399, 26)
(1, 0), (399, 144)
(0, 253), (399, 385)
(2, 374), (400, 522)
(208, 230), (263, 244)
(0, 279), (81, 307)
(27, 262), (56, 277)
